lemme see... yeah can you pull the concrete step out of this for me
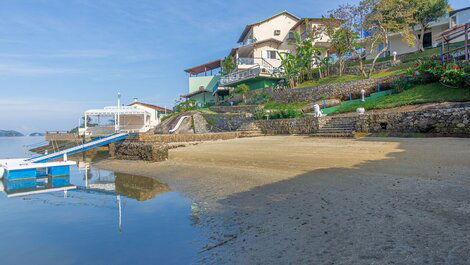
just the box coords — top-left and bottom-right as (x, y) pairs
(310, 132), (354, 138)
(320, 125), (355, 130)
(318, 128), (354, 133)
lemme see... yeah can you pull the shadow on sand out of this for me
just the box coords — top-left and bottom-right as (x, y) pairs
(202, 137), (470, 264)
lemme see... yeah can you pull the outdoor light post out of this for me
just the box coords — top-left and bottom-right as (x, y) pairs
(361, 89), (366, 102)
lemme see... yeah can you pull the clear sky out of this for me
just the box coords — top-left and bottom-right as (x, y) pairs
(0, 0), (467, 133)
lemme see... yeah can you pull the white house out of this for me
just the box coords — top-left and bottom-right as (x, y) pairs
(388, 6), (470, 56)
(128, 99), (171, 128)
(79, 98), (171, 136)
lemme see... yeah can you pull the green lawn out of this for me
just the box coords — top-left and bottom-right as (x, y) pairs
(295, 62), (411, 89)
(331, 83), (470, 114)
(295, 75), (363, 88)
(263, 101), (309, 110)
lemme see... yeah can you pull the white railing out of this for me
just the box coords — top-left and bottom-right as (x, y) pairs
(237, 57), (255, 65)
(220, 66), (261, 86)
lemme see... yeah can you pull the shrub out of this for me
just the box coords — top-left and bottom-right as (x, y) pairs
(253, 107), (267, 120)
(407, 59), (444, 84)
(174, 100), (198, 112)
(247, 92), (272, 105)
(392, 76), (414, 92)
(233, 84), (250, 94)
(440, 64), (469, 88)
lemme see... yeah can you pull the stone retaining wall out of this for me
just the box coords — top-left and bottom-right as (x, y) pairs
(138, 132), (242, 143)
(222, 76), (398, 105)
(110, 141), (169, 162)
(356, 105), (470, 136)
(269, 76), (397, 103)
(201, 113), (254, 131)
(255, 116), (319, 135)
(209, 105), (259, 114)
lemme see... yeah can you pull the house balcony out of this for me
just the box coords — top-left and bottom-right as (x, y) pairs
(220, 66), (261, 86)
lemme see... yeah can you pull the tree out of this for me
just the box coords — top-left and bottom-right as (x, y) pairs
(408, 0), (450, 52)
(221, 56), (236, 75)
(233, 84), (250, 103)
(328, 28), (360, 76)
(330, 0), (415, 78)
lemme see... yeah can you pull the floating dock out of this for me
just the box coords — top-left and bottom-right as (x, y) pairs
(0, 133), (129, 181)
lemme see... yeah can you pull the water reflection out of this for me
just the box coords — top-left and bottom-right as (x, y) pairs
(0, 139), (202, 265)
(1, 176), (75, 198)
(1, 162), (173, 234)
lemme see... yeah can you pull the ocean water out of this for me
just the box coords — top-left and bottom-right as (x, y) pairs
(0, 137), (202, 265)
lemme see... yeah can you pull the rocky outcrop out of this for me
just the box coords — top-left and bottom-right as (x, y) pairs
(110, 141), (168, 162)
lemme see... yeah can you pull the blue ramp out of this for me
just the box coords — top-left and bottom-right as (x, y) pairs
(27, 133), (129, 163)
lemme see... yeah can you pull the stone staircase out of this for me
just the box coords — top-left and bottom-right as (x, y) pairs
(311, 116), (357, 138)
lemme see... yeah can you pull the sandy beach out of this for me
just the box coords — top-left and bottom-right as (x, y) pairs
(96, 136), (470, 264)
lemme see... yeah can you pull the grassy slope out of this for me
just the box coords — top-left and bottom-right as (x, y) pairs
(332, 83), (470, 114)
(293, 42), (464, 89)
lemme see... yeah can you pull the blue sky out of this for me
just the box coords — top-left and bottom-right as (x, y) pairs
(0, 0), (467, 133)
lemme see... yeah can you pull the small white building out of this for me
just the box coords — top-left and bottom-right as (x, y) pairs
(79, 98), (171, 136)
(128, 99), (171, 128)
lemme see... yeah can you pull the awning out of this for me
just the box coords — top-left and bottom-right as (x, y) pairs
(184, 59), (222, 75)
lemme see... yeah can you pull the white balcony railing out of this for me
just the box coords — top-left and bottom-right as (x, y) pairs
(237, 57), (255, 65)
(220, 66), (261, 86)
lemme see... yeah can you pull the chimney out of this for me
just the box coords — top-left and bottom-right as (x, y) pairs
(133, 98), (139, 103)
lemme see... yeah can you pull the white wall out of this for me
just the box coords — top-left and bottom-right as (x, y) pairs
(131, 104), (163, 127)
(250, 14), (298, 43)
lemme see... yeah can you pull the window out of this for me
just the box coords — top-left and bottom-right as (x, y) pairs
(451, 16), (457, 27)
(287, 31), (295, 40)
(263, 50), (277, 59)
(274, 30), (281, 36)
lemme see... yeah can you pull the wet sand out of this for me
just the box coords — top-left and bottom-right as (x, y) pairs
(96, 136), (470, 264)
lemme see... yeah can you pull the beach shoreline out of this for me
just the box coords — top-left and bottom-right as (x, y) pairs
(95, 136), (470, 264)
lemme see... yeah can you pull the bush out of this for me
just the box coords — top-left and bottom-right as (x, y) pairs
(392, 76), (413, 92)
(405, 60), (469, 89)
(406, 60), (444, 84)
(441, 64), (469, 88)
(247, 92), (272, 105)
(233, 84), (250, 94)
(174, 100), (198, 112)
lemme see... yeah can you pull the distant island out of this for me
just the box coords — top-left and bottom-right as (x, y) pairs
(0, 130), (24, 137)
(29, 132), (45, 137)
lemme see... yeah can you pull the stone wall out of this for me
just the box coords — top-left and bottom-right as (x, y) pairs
(255, 116), (319, 135)
(138, 132), (242, 143)
(356, 104), (470, 136)
(110, 141), (169, 162)
(269, 76), (398, 103)
(222, 76), (398, 105)
(209, 105), (259, 114)
(201, 113), (254, 131)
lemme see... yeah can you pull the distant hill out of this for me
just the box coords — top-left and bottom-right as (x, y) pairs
(29, 132), (45, 137)
(0, 130), (24, 137)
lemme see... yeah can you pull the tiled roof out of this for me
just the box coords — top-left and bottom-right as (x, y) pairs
(128, 102), (172, 112)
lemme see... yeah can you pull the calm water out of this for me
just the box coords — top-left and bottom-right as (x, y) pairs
(0, 137), (203, 265)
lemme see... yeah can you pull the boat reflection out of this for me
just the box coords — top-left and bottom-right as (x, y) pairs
(1, 176), (76, 198)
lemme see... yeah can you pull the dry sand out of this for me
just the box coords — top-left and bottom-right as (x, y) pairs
(96, 136), (470, 264)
